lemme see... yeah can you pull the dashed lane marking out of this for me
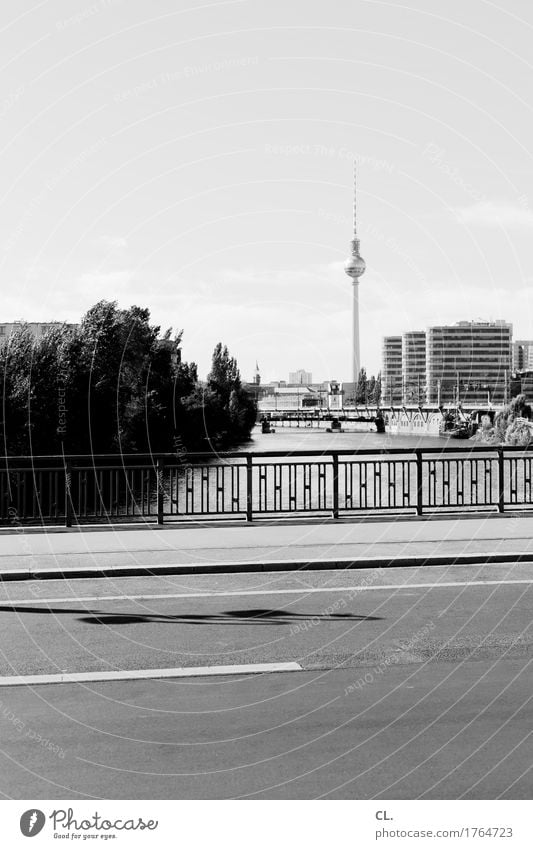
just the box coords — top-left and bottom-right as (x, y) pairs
(0, 661), (303, 687)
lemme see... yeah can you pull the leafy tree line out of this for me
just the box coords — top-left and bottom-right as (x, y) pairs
(0, 301), (256, 456)
(347, 368), (382, 405)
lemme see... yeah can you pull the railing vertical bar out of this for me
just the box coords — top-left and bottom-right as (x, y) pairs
(246, 455), (253, 521)
(157, 457), (164, 524)
(332, 453), (339, 519)
(415, 450), (423, 515)
(498, 449), (505, 513)
(65, 461), (72, 528)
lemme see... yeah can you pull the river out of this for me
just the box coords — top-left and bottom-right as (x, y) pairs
(245, 424), (446, 453)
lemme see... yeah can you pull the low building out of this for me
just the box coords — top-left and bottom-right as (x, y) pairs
(258, 385), (324, 411)
(288, 369), (312, 385)
(0, 321), (78, 340)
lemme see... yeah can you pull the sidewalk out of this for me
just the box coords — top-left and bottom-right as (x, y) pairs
(1, 512), (532, 580)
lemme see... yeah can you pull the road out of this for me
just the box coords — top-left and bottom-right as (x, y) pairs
(0, 563), (532, 799)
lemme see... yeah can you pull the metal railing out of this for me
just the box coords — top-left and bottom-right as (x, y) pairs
(0, 446), (532, 526)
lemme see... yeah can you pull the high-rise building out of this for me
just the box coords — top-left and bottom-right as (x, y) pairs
(402, 331), (426, 404)
(426, 321), (512, 405)
(382, 336), (403, 404)
(289, 369), (312, 385)
(512, 340), (533, 371)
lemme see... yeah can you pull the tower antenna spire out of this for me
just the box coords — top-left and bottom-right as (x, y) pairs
(353, 159), (357, 236)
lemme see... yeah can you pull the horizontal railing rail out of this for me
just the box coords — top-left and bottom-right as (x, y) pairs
(0, 446), (532, 526)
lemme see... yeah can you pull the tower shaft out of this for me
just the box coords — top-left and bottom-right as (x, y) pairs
(352, 280), (360, 388)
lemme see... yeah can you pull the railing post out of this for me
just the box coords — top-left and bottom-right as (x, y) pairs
(246, 454), (253, 522)
(498, 449), (505, 513)
(157, 457), (165, 525)
(65, 460), (72, 528)
(332, 452), (339, 519)
(415, 449), (423, 516)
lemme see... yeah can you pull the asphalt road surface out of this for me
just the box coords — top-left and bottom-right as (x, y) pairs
(0, 563), (531, 799)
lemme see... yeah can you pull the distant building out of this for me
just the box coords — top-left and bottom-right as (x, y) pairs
(402, 331), (426, 404)
(512, 340), (533, 371)
(426, 320), (512, 406)
(382, 336), (403, 404)
(0, 321), (78, 340)
(342, 381), (356, 405)
(510, 370), (533, 400)
(327, 380), (344, 411)
(258, 385), (323, 411)
(288, 369), (312, 385)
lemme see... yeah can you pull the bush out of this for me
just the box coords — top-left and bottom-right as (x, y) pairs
(475, 394), (533, 446)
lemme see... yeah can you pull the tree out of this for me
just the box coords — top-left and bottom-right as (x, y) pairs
(203, 343), (257, 447)
(355, 367), (367, 404)
(366, 374), (377, 404)
(208, 344), (241, 400)
(0, 325), (35, 454)
(374, 371), (382, 405)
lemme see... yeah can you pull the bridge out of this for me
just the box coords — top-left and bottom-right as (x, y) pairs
(259, 404), (502, 429)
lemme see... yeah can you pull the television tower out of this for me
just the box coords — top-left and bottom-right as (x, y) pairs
(344, 162), (366, 388)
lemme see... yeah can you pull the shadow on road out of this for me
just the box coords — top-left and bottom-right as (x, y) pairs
(0, 604), (383, 625)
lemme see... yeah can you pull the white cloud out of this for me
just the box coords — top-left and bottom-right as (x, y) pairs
(78, 270), (136, 291)
(97, 236), (128, 250)
(455, 201), (533, 231)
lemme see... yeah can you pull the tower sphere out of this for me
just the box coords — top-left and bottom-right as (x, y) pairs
(344, 253), (366, 278)
(344, 236), (366, 277)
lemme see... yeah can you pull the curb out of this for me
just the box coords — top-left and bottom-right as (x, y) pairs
(1, 550), (533, 581)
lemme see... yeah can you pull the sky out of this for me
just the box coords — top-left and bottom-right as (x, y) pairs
(0, 0), (532, 382)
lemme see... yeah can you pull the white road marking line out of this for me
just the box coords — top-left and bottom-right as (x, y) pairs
(0, 661), (303, 687)
(3, 578), (533, 606)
